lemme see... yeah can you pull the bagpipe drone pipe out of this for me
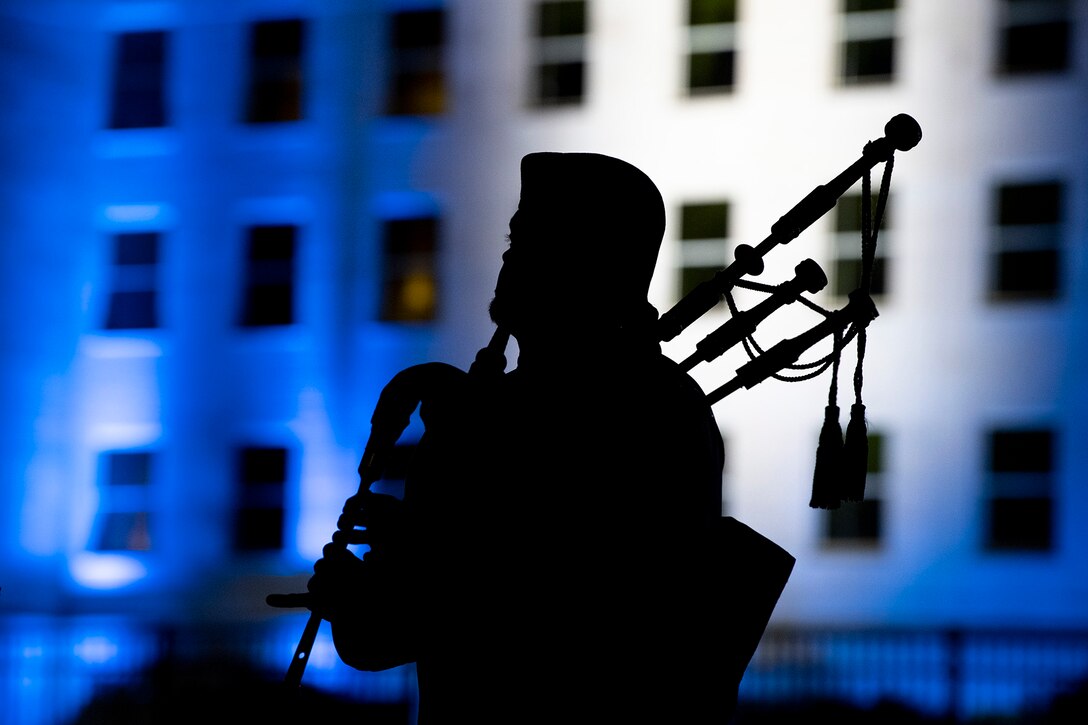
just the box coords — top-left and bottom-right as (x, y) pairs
(667, 113), (922, 508)
(266, 113), (923, 688)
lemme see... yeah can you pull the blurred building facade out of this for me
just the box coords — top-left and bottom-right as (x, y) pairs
(2, 0), (1087, 723)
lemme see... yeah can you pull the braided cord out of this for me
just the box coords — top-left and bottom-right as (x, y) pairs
(853, 153), (894, 404)
(713, 153), (895, 391)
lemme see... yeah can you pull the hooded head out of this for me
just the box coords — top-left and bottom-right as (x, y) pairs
(489, 152), (666, 340)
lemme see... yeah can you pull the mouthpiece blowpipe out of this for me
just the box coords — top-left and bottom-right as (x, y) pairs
(269, 363), (460, 688)
(269, 331), (511, 688)
(657, 114), (920, 343)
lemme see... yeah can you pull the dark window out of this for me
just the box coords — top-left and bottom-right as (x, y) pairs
(97, 512), (153, 551)
(991, 181), (1063, 300)
(825, 433), (884, 544)
(678, 202), (729, 301)
(108, 31), (167, 129)
(105, 232), (160, 330)
(997, 0), (1071, 75)
(240, 225), (296, 327)
(233, 446), (288, 552)
(380, 217), (439, 322)
(686, 0), (738, 94)
(689, 0), (738, 23)
(985, 428), (1055, 551)
(93, 451), (154, 551)
(840, 0), (897, 85)
(683, 202), (729, 239)
(831, 191), (890, 298)
(533, 1), (587, 106)
(539, 0), (587, 35)
(109, 451), (153, 485)
(387, 9), (446, 115)
(245, 19), (305, 123)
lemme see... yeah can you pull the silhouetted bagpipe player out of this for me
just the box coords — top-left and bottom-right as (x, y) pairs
(268, 115), (922, 723)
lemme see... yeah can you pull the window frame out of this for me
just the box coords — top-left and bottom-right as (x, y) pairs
(677, 200), (731, 306)
(379, 214), (441, 323)
(244, 18), (306, 124)
(104, 230), (161, 331)
(232, 444), (290, 553)
(107, 29), (169, 130)
(983, 427), (1056, 553)
(685, 0), (739, 96)
(531, 0), (589, 107)
(838, 0), (898, 86)
(988, 179), (1064, 302)
(386, 8), (447, 116)
(995, 0), (1073, 76)
(92, 450), (156, 552)
(238, 223), (298, 328)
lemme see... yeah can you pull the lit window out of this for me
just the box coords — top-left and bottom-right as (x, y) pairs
(233, 446), (288, 552)
(240, 224), (296, 327)
(104, 231), (160, 330)
(245, 19), (305, 123)
(990, 180), (1063, 300)
(380, 216), (439, 322)
(678, 201), (729, 305)
(93, 451), (154, 552)
(839, 0), (897, 85)
(825, 432), (884, 544)
(985, 428), (1055, 552)
(108, 31), (167, 129)
(997, 0), (1072, 75)
(830, 190), (890, 298)
(685, 0), (738, 95)
(387, 9), (446, 115)
(532, 0), (587, 107)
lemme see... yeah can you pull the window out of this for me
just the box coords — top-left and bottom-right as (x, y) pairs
(93, 451), (154, 551)
(532, 0), (587, 107)
(990, 180), (1063, 300)
(997, 0), (1072, 75)
(380, 216), (439, 322)
(245, 19), (305, 123)
(984, 428), (1055, 551)
(685, 0), (738, 95)
(839, 0), (897, 85)
(233, 445), (288, 552)
(240, 224), (296, 327)
(825, 432), (884, 544)
(108, 30), (168, 129)
(105, 232), (160, 329)
(387, 9), (446, 115)
(678, 201), (729, 303)
(830, 190), (890, 298)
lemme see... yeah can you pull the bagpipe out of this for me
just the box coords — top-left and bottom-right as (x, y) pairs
(267, 113), (922, 687)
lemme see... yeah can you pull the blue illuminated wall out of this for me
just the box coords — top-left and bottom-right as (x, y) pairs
(0, 0), (451, 617)
(2, 0), (452, 720)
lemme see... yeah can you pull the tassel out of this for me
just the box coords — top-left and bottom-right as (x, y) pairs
(810, 404), (843, 509)
(841, 403), (869, 502)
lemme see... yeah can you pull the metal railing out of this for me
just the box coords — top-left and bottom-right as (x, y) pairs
(742, 627), (1088, 722)
(4, 616), (1087, 725)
